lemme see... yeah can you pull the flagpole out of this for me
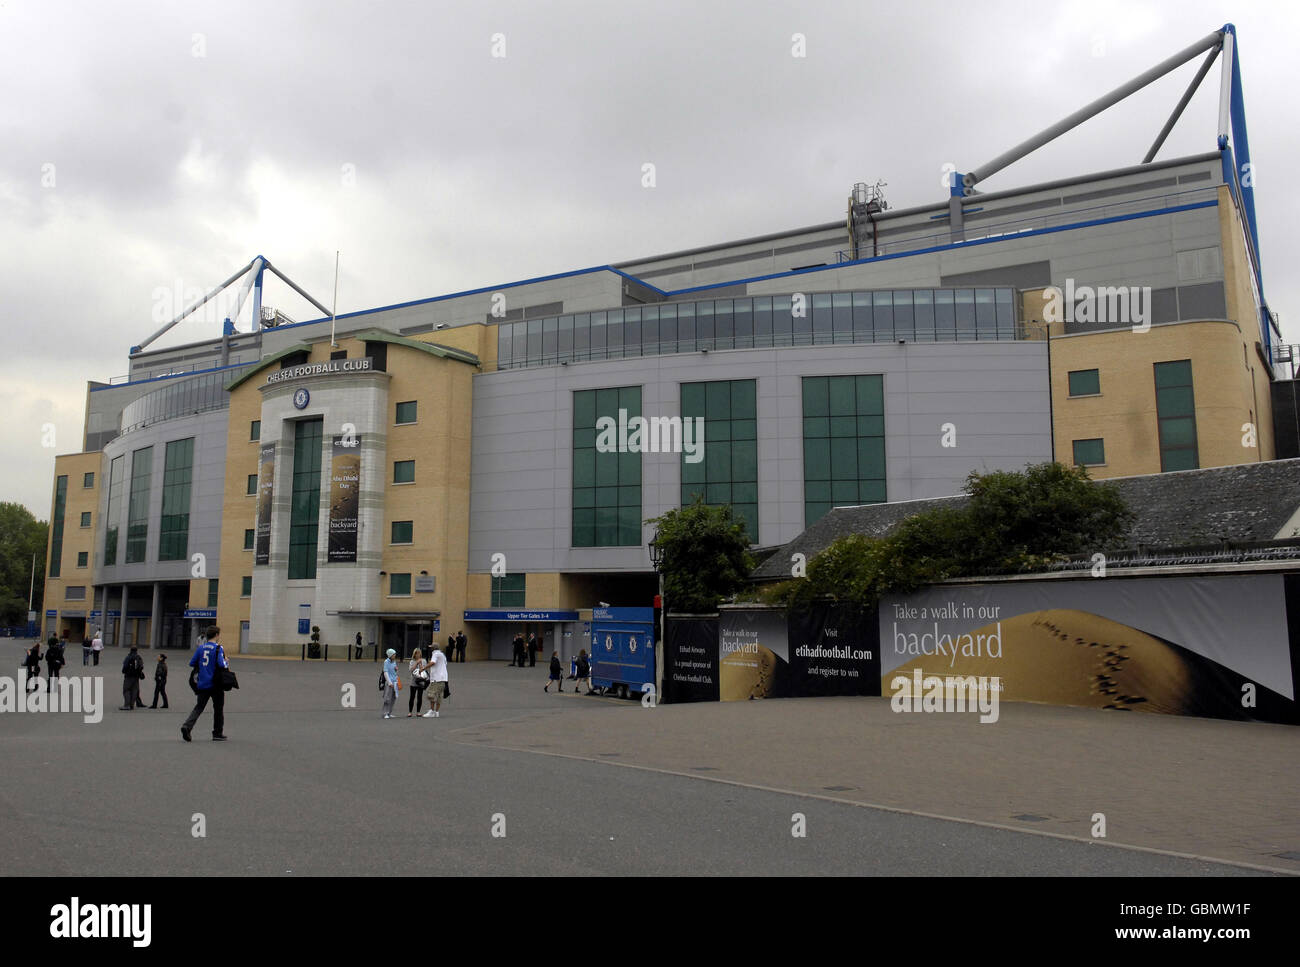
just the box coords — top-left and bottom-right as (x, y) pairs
(330, 250), (339, 347)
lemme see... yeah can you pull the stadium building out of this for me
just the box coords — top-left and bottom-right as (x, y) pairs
(43, 25), (1298, 659)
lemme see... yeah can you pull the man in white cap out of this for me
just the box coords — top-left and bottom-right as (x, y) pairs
(381, 648), (401, 718)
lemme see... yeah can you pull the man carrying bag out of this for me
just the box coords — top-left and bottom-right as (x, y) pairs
(181, 625), (231, 742)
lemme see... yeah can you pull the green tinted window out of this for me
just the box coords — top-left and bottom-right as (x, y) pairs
(241, 576), (252, 596)
(393, 460), (415, 483)
(1154, 360), (1197, 472)
(1068, 369), (1100, 396)
(1072, 438), (1105, 466)
(392, 520), (413, 544)
(680, 379), (758, 542)
(288, 419), (323, 579)
(802, 375), (886, 528)
(491, 573), (526, 607)
(207, 579), (219, 608)
(125, 449), (152, 564)
(390, 573), (411, 595)
(395, 401), (417, 424)
(158, 437), (194, 561)
(573, 387), (642, 546)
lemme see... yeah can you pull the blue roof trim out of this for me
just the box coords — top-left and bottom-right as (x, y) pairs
(663, 200), (1220, 297)
(89, 361), (255, 392)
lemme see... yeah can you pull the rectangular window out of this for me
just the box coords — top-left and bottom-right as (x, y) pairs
(244, 528), (255, 550)
(802, 375), (886, 528)
(241, 576), (252, 597)
(83, 472), (94, 488)
(572, 386), (642, 547)
(65, 586), (86, 601)
(391, 520), (413, 544)
(250, 420), (261, 441)
(680, 379), (759, 543)
(125, 448), (153, 564)
(393, 460), (415, 484)
(1072, 438), (1106, 466)
(207, 579), (219, 608)
(80, 511), (91, 527)
(77, 551), (88, 568)
(1068, 369), (1101, 397)
(390, 572), (411, 596)
(158, 437), (195, 561)
(395, 401), (417, 425)
(1154, 360), (1198, 471)
(288, 418), (324, 580)
(247, 474), (258, 495)
(491, 573), (526, 607)
(50, 475), (68, 578)
(104, 455), (123, 566)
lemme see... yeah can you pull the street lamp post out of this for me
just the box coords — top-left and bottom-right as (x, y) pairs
(648, 529), (665, 705)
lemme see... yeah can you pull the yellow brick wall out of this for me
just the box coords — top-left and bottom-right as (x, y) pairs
(46, 451), (103, 641)
(215, 369), (262, 648)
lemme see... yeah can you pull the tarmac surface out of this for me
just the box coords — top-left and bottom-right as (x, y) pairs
(2, 640), (1297, 876)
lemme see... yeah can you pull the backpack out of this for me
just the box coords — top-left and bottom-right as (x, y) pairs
(378, 669), (387, 692)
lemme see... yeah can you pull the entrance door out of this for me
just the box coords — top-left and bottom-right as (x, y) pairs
(239, 621), (250, 652)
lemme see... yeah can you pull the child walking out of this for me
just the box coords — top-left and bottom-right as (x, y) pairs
(544, 651), (563, 692)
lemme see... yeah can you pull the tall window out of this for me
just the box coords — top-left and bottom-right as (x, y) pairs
(1154, 360), (1198, 471)
(573, 386), (642, 547)
(49, 475), (67, 578)
(207, 579), (219, 608)
(680, 379), (758, 542)
(104, 455), (123, 565)
(125, 447), (153, 564)
(158, 438), (194, 561)
(802, 375), (886, 528)
(288, 419), (324, 579)
(491, 573), (526, 607)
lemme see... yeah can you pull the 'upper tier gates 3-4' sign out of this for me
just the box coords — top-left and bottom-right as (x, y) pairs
(266, 357), (373, 384)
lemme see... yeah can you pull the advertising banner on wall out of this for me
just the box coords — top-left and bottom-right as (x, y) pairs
(328, 435), (361, 563)
(880, 573), (1300, 724)
(663, 617), (719, 704)
(788, 604), (880, 697)
(254, 443), (275, 566)
(718, 608), (789, 701)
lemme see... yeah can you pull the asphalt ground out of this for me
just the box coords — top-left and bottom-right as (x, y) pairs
(1, 640), (1296, 876)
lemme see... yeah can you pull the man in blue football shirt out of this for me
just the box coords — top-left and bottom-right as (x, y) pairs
(182, 625), (229, 742)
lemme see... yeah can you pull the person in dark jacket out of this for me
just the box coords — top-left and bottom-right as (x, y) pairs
(574, 649), (592, 695)
(45, 637), (65, 693)
(24, 641), (41, 691)
(149, 654), (169, 709)
(120, 646), (145, 710)
(528, 632), (538, 667)
(544, 651), (563, 692)
(456, 630), (466, 663)
(510, 633), (523, 667)
(354, 631), (363, 660)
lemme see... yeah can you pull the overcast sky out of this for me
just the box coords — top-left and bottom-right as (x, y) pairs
(3, 0), (1296, 519)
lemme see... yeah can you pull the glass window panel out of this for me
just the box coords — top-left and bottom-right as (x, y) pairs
(731, 380), (756, 419)
(771, 296), (792, 346)
(935, 289), (956, 337)
(859, 480), (887, 503)
(1162, 448), (1198, 472)
(857, 437), (886, 474)
(573, 314), (589, 358)
(732, 441), (757, 481)
(618, 450), (640, 484)
(497, 324), (511, 368)
(830, 416), (856, 437)
(913, 290), (935, 341)
(705, 444), (730, 481)
(803, 438), (830, 480)
(526, 318), (542, 359)
(872, 290), (894, 338)
(705, 482), (731, 504)
(954, 289), (976, 336)
(642, 315), (658, 355)
(677, 304), (695, 350)
(1072, 438), (1105, 465)
(660, 306), (677, 353)
(733, 299), (752, 348)
(714, 299), (733, 349)
(791, 296), (811, 345)
(619, 385), (640, 413)
(541, 317), (558, 362)
(681, 382), (706, 417)
(893, 291), (914, 340)
(682, 458), (705, 485)
(1068, 370), (1101, 396)
(830, 439), (857, 479)
(803, 417), (829, 439)
(607, 311), (624, 356)
(805, 480), (831, 501)
(753, 297), (772, 345)
(1154, 360), (1192, 388)
(995, 288), (1014, 333)
(706, 381), (731, 419)
(832, 480), (858, 504)
(696, 303), (714, 346)
(732, 418), (756, 440)
(856, 375), (883, 414)
(558, 316), (574, 357)
(573, 449), (595, 487)
(1159, 417), (1197, 447)
(573, 487), (595, 509)
(803, 376), (829, 417)
(1156, 385), (1194, 415)
(857, 414), (885, 437)
(589, 312), (606, 357)
(623, 308), (641, 357)
(828, 376), (855, 415)
(733, 481), (757, 504)
(573, 390), (595, 428)
(974, 288), (996, 335)
(707, 418), (731, 442)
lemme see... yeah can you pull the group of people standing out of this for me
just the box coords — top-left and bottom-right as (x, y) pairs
(23, 636), (66, 691)
(381, 645), (449, 718)
(445, 630), (467, 662)
(509, 632), (541, 667)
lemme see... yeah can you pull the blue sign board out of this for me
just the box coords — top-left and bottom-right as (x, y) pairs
(592, 607), (655, 623)
(45, 610), (57, 617)
(298, 618), (311, 635)
(184, 609), (217, 619)
(434, 619), (441, 633)
(463, 610), (580, 622)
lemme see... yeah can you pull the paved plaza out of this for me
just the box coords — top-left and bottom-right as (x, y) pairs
(2, 641), (1296, 876)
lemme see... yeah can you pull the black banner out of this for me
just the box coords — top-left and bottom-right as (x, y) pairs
(787, 603), (880, 697)
(327, 435), (361, 563)
(663, 617), (718, 704)
(254, 443), (274, 566)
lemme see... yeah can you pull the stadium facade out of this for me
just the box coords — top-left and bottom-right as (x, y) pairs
(42, 26), (1296, 659)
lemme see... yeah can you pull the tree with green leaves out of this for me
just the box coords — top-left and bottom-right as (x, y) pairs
(0, 503), (48, 627)
(762, 462), (1133, 613)
(648, 496), (756, 614)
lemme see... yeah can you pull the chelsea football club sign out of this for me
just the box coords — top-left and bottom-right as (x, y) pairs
(293, 387), (310, 409)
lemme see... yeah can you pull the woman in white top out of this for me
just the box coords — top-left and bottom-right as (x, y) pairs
(422, 645), (449, 718)
(407, 648), (429, 717)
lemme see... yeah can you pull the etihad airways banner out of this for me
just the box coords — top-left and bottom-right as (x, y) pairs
(880, 573), (1300, 724)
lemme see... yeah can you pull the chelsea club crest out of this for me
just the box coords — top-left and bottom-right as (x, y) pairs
(293, 387), (310, 409)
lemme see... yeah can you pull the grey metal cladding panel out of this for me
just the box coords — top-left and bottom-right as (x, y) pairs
(1178, 281), (1228, 319)
(1062, 176), (1178, 205)
(1178, 170), (1213, 183)
(939, 260), (1052, 288)
(963, 197), (1063, 220)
